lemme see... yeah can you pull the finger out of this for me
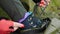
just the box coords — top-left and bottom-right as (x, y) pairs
(8, 29), (14, 32)
(13, 22), (24, 28)
(14, 27), (18, 31)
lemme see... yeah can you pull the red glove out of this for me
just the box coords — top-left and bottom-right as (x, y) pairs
(39, 0), (50, 7)
(39, 0), (46, 7)
(0, 19), (24, 34)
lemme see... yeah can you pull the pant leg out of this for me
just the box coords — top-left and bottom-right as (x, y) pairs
(0, 0), (27, 21)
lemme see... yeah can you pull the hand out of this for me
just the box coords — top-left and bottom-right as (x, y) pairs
(0, 19), (24, 34)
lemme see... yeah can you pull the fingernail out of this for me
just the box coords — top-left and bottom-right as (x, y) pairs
(20, 24), (24, 28)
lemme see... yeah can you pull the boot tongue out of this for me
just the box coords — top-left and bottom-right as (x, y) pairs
(19, 12), (32, 22)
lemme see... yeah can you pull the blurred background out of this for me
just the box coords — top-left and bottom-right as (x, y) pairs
(0, 0), (60, 19)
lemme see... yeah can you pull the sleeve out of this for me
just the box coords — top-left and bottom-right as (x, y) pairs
(0, 19), (14, 32)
